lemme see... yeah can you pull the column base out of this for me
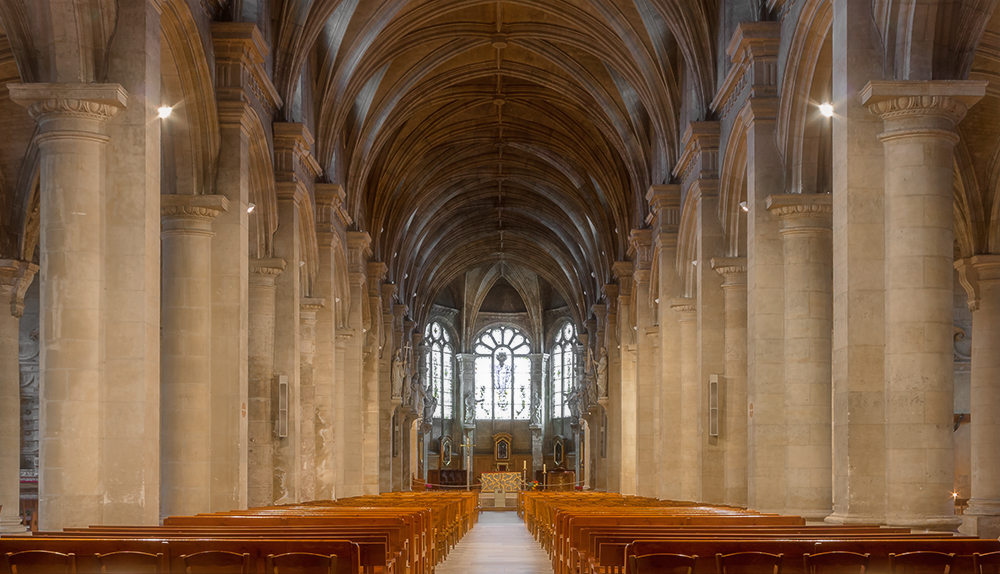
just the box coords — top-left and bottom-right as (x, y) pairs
(0, 517), (27, 534)
(884, 515), (963, 533)
(785, 508), (833, 523)
(959, 514), (1000, 539)
(824, 512), (884, 526)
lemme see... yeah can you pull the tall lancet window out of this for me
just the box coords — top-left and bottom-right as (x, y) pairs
(551, 322), (578, 419)
(474, 327), (531, 420)
(424, 321), (454, 419)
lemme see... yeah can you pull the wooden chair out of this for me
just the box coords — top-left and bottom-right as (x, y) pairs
(96, 551), (165, 574)
(888, 552), (955, 574)
(265, 553), (338, 574)
(628, 553), (697, 574)
(974, 552), (1000, 574)
(803, 552), (871, 574)
(180, 551), (251, 574)
(715, 552), (783, 574)
(5, 551), (77, 574)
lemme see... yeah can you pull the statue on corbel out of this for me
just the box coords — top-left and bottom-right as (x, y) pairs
(595, 347), (609, 400)
(463, 386), (476, 427)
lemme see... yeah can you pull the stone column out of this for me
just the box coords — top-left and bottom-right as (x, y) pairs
(0, 261), (35, 533)
(612, 263), (637, 495)
(9, 83), (127, 530)
(247, 258), (285, 507)
(672, 298), (700, 502)
(299, 298), (324, 502)
(648, 185), (683, 501)
(712, 258), (748, 507)
(863, 80), (986, 530)
(160, 194), (228, 517)
(956, 255), (1000, 538)
(529, 353), (545, 476)
(630, 231), (657, 498)
(767, 194), (833, 520)
(602, 285), (621, 493)
(340, 232), (370, 497)
(828, 0), (888, 525)
(365, 264), (387, 493)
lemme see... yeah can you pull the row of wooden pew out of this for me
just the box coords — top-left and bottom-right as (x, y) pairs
(519, 492), (1000, 574)
(1, 491), (478, 574)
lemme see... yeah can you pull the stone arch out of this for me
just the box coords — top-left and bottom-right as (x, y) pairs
(776, 0), (833, 195)
(160, 0), (220, 197)
(676, 190), (699, 298)
(718, 112), (749, 258)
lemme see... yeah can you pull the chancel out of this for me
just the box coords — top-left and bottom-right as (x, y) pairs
(1, 0), (1000, 572)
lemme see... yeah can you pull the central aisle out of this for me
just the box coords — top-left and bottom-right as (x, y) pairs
(436, 511), (554, 574)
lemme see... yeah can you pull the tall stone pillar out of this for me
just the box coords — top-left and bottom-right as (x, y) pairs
(272, 123), (321, 503)
(343, 232), (372, 496)
(0, 261), (35, 533)
(863, 80), (985, 530)
(612, 263), (637, 495)
(247, 258), (285, 507)
(828, 0), (888, 525)
(672, 298), (700, 502)
(767, 194), (833, 520)
(366, 264), (388, 493)
(729, 22), (787, 514)
(314, 184), (349, 501)
(299, 298), (324, 501)
(956, 255), (1000, 538)
(160, 194), (228, 517)
(602, 285), (621, 493)
(647, 185), (683, 500)
(712, 258), (748, 507)
(630, 231), (657, 498)
(210, 23), (281, 513)
(9, 83), (127, 530)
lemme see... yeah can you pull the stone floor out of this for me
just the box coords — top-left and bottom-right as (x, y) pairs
(435, 511), (554, 574)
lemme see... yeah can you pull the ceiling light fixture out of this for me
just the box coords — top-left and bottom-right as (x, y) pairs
(247, 203), (255, 213)
(819, 102), (834, 118)
(739, 201), (749, 212)
(157, 106), (173, 119)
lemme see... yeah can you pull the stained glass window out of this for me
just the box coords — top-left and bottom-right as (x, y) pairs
(473, 326), (531, 421)
(551, 322), (577, 419)
(424, 321), (454, 419)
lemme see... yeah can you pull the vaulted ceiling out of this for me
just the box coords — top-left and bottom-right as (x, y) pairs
(272, 0), (717, 320)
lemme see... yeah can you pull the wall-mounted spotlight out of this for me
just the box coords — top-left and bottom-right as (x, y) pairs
(819, 102), (834, 118)
(739, 201), (749, 212)
(157, 106), (173, 119)
(247, 203), (256, 213)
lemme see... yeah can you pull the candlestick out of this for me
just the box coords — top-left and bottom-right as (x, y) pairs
(523, 461), (526, 471)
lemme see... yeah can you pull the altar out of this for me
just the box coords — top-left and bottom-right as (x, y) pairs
(479, 471), (521, 511)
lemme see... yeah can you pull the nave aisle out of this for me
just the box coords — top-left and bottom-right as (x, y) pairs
(435, 512), (553, 574)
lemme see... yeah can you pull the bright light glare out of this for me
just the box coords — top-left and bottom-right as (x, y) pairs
(247, 203), (256, 213)
(157, 106), (173, 119)
(819, 102), (834, 118)
(739, 201), (749, 212)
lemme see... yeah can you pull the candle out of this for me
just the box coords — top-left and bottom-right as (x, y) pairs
(543, 464), (547, 474)
(523, 461), (526, 471)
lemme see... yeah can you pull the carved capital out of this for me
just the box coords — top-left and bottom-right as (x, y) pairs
(161, 194), (229, 223)
(646, 185), (681, 233)
(711, 257), (748, 288)
(300, 297), (325, 314)
(862, 81), (987, 136)
(628, 229), (654, 270)
(0, 259), (38, 318)
(250, 257), (286, 277)
(274, 122), (322, 183)
(670, 297), (697, 320)
(766, 194), (833, 234)
(8, 83), (128, 125)
(955, 255), (1000, 312)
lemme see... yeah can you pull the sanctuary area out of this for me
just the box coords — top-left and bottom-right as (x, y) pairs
(0, 0), (999, 562)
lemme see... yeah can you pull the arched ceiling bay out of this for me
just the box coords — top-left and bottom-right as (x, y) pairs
(273, 0), (716, 320)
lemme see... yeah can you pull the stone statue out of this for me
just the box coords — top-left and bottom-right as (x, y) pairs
(391, 348), (404, 398)
(423, 388), (437, 422)
(530, 391), (542, 426)
(463, 387), (476, 425)
(596, 347), (608, 399)
(567, 385), (582, 420)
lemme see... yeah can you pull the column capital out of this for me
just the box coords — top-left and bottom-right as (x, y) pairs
(212, 22), (283, 112)
(315, 183), (353, 232)
(347, 231), (372, 285)
(300, 297), (326, 314)
(766, 194), (833, 233)
(161, 194), (229, 221)
(647, 185), (681, 233)
(250, 258), (286, 288)
(711, 257), (748, 288)
(0, 259), (38, 318)
(273, 122), (322, 184)
(670, 297), (697, 321)
(862, 80), (987, 131)
(955, 254), (1000, 312)
(8, 83), (128, 126)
